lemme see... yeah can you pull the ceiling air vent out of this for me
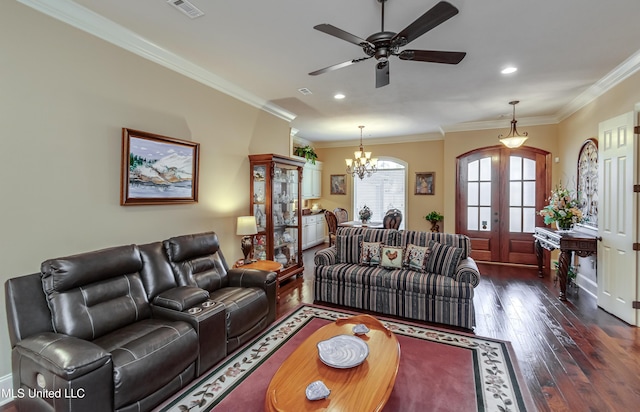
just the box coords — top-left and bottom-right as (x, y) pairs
(167, 0), (204, 19)
(298, 88), (313, 96)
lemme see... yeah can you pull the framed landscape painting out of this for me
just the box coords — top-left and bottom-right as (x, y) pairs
(330, 174), (346, 195)
(415, 172), (435, 195)
(120, 128), (200, 205)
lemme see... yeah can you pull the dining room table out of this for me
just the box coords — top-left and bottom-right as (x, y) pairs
(338, 220), (384, 229)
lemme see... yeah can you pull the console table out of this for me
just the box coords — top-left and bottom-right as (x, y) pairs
(533, 226), (599, 301)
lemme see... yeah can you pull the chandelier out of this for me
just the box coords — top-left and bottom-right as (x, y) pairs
(498, 100), (529, 149)
(346, 125), (378, 179)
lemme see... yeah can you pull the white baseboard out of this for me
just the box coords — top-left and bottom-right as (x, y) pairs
(0, 373), (13, 406)
(577, 276), (598, 299)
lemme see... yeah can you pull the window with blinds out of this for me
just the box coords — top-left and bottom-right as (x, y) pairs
(353, 160), (406, 228)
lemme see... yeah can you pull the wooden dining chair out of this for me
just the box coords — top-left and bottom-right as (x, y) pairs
(383, 209), (402, 229)
(325, 211), (338, 246)
(333, 208), (349, 224)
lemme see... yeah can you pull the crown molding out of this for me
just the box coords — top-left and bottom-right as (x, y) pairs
(314, 132), (444, 148)
(17, 0), (296, 123)
(17, 0), (640, 137)
(556, 48), (640, 121)
(442, 115), (560, 133)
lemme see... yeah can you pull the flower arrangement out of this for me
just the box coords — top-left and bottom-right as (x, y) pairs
(538, 182), (583, 230)
(359, 205), (372, 222)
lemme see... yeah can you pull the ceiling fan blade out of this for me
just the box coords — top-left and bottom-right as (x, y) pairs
(309, 57), (371, 76)
(393, 1), (459, 47)
(399, 50), (466, 64)
(314, 24), (373, 48)
(376, 61), (390, 88)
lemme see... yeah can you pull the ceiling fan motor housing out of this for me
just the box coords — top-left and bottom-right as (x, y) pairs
(366, 31), (398, 61)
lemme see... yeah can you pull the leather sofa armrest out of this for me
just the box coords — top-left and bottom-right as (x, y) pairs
(153, 286), (209, 311)
(314, 247), (337, 266)
(15, 332), (111, 380)
(453, 257), (481, 287)
(227, 268), (277, 289)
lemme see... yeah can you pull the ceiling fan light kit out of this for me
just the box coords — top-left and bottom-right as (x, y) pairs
(498, 100), (529, 149)
(310, 0), (466, 88)
(346, 126), (378, 179)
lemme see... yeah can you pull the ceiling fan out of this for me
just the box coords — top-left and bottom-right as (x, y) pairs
(309, 0), (466, 88)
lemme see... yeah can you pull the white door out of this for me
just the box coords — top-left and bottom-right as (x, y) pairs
(597, 111), (638, 325)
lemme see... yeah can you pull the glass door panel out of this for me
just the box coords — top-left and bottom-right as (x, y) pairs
(272, 164), (300, 269)
(457, 147), (550, 265)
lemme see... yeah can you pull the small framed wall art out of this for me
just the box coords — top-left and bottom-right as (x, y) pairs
(330, 174), (347, 195)
(415, 172), (435, 195)
(120, 128), (200, 205)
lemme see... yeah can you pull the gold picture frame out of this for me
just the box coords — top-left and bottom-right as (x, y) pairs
(330, 174), (346, 195)
(415, 172), (435, 195)
(121, 128), (200, 205)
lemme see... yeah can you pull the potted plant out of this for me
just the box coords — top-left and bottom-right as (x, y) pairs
(424, 211), (444, 233)
(293, 145), (318, 164)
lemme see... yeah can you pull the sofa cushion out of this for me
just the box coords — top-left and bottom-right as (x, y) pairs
(314, 264), (473, 299)
(337, 227), (400, 246)
(164, 232), (230, 291)
(336, 234), (362, 264)
(360, 241), (382, 266)
(93, 318), (198, 409)
(404, 243), (430, 272)
(380, 246), (404, 269)
(209, 287), (269, 339)
(41, 245), (151, 340)
(400, 231), (471, 259)
(426, 240), (464, 278)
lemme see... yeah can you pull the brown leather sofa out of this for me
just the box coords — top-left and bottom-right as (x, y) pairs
(4, 231), (277, 412)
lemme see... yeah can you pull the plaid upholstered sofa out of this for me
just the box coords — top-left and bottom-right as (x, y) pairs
(314, 227), (480, 329)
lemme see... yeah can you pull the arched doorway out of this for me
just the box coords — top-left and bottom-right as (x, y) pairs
(456, 146), (551, 264)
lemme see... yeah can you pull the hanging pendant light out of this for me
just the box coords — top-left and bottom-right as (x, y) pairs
(346, 125), (378, 179)
(499, 100), (529, 148)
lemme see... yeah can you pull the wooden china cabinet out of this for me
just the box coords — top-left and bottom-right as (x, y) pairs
(249, 154), (305, 285)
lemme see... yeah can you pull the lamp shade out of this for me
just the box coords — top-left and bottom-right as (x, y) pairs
(236, 216), (258, 235)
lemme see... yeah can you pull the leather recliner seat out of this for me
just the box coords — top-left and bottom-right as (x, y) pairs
(163, 232), (277, 353)
(5, 231), (278, 412)
(14, 244), (199, 412)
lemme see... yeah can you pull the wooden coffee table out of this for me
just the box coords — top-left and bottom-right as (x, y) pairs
(265, 314), (400, 412)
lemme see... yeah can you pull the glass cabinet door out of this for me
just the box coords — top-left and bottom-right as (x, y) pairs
(271, 164), (299, 269)
(252, 164), (267, 261)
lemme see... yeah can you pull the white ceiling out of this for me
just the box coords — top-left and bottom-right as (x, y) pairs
(21, 0), (640, 144)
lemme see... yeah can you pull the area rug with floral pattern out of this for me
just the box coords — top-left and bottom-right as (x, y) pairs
(156, 304), (533, 412)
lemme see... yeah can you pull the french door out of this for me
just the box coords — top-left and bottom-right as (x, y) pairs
(456, 146), (551, 264)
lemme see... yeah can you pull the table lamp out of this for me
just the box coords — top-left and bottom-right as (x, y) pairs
(236, 216), (258, 264)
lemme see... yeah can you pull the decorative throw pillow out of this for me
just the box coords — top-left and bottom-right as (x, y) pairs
(380, 246), (404, 269)
(403, 243), (430, 272)
(360, 241), (382, 266)
(336, 234), (363, 264)
(425, 240), (464, 278)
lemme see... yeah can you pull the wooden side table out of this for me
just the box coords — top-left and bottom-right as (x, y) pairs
(233, 260), (283, 302)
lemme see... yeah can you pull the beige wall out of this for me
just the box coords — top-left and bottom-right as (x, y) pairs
(316, 138), (445, 232)
(0, 2), (289, 377)
(443, 124), (559, 232)
(4, 0), (640, 384)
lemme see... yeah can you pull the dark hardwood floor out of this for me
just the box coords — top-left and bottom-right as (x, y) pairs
(278, 245), (640, 412)
(3, 245), (638, 412)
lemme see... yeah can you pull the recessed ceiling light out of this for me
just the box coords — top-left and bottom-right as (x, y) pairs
(334, 93), (346, 100)
(501, 67), (518, 74)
